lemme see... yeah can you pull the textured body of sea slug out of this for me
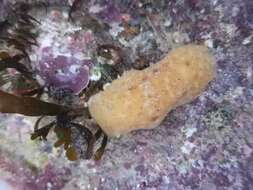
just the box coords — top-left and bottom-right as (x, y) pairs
(88, 44), (216, 136)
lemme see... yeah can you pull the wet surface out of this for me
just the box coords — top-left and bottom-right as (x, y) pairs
(0, 0), (252, 189)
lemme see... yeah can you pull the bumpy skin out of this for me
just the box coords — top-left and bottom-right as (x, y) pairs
(88, 45), (216, 137)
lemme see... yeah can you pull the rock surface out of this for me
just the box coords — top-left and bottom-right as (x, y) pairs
(0, 0), (252, 189)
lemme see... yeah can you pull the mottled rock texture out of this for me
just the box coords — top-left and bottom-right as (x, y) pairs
(0, 0), (252, 189)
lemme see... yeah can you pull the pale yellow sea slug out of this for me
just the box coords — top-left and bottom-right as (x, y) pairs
(88, 44), (216, 137)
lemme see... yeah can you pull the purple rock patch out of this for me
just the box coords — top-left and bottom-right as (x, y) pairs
(96, 4), (122, 23)
(38, 54), (91, 94)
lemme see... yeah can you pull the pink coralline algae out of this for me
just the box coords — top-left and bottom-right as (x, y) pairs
(0, 0), (253, 190)
(37, 53), (91, 94)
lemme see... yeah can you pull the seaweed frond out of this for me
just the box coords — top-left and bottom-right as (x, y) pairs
(0, 90), (69, 116)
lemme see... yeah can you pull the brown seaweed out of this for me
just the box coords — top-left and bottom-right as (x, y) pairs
(94, 128), (103, 140)
(0, 52), (32, 78)
(0, 90), (69, 116)
(0, 2), (111, 161)
(15, 87), (44, 97)
(68, 0), (83, 20)
(12, 27), (38, 41)
(34, 116), (45, 131)
(31, 114), (97, 161)
(0, 37), (32, 61)
(94, 134), (108, 161)
(93, 127), (108, 160)
(12, 34), (38, 46)
(72, 122), (96, 159)
(31, 122), (55, 140)
(0, 37), (30, 50)
(18, 13), (41, 25)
